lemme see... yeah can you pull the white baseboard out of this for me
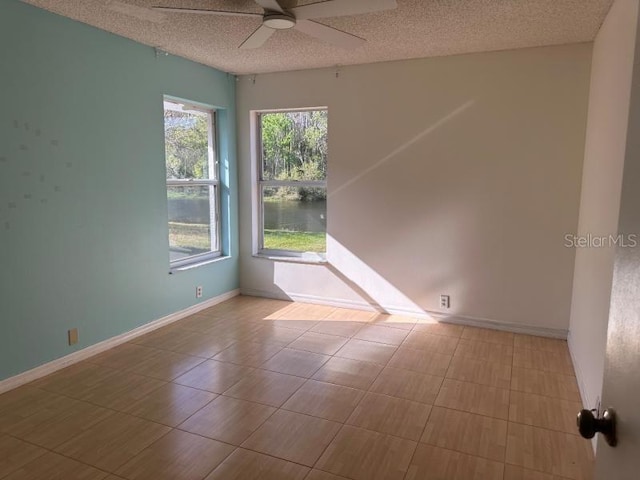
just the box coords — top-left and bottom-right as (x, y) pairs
(0, 289), (240, 395)
(241, 288), (379, 312)
(240, 288), (568, 339)
(432, 312), (568, 339)
(567, 330), (592, 407)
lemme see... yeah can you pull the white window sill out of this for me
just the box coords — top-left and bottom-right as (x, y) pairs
(169, 255), (231, 274)
(253, 252), (327, 265)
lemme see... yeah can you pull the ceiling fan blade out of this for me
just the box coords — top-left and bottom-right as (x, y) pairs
(239, 24), (276, 49)
(254, 0), (284, 13)
(291, 0), (397, 20)
(152, 7), (261, 18)
(294, 19), (365, 49)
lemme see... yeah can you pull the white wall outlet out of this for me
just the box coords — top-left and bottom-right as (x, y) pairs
(440, 294), (450, 309)
(196, 286), (203, 298)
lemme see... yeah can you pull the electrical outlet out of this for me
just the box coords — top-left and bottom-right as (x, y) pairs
(196, 286), (203, 298)
(439, 295), (450, 309)
(68, 328), (79, 345)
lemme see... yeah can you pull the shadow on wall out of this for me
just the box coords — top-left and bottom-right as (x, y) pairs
(324, 100), (479, 317)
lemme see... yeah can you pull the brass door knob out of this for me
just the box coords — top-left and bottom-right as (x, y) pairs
(577, 408), (617, 447)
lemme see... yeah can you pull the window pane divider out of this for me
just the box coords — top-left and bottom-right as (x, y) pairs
(167, 179), (218, 186)
(260, 180), (326, 188)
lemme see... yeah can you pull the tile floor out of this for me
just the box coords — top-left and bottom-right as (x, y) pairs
(0, 296), (594, 480)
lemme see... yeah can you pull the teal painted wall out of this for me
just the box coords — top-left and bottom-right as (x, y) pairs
(0, 0), (239, 380)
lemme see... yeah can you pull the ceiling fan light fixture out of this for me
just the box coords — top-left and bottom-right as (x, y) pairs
(263, 13), (296, 29)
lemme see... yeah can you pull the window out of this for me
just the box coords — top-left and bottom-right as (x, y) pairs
(257, 109), (327, 258)
(164, 98), (220, 267)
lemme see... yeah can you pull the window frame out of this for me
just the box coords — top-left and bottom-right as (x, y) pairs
(164, 97), (221, 269)
(255, 107), (328, 260)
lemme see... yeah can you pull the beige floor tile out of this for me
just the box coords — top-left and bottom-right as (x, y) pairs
(261, 348), (330, 378)
(412, 321), (464, 338)
(0, 435), (46, 478)
(370, 367), (443, 404)
(223, 370), (305, 407)
(506, 423), (593, 480)
(454, 339), (513, 365)
(6, 397), (113, 449)
(0, 386), (50, 413)
(504, 464), (567, 479)
(0, 389), (70, 434)
(421, 406), (507, 462)
(405, 443), (504, 480)
(132, 327), (196, 351)
(312, 357), (383, 390)
(170, 334), (237, 358)
(175, 314), (228, 334)
(435, 379), (510, 419)
(310, 321), (365, 337)
(213, 341), (282, 368)
(258, 319), (319, 331)
(323, 308), (378, 323)
(347, 392), (431, 441)
(209, 295), (288, 316)
(305, 470), (351, 480)
(127, 351), (205, 381)
(55, 412), (171, 472)
(288, 332), (349, 355)
(173, 360), (254, 393)
(353, 325), (409, 346)
(388, 347), (452, 377)
(513, 335), (569, 354)
(207, 323), (264, 342)
(89, 343), (162, 370)
(511, 368), (581, 402)
(462, 327), (515, 345)
(335, 339), (397, 365)
(116, 429), (234, 480)
(513, 348), (574, 375)
(78, 371), (166, 411)
(242, 410), (340, 467)
(3, 452), (109, 480)
(271, 303), (335, 322)
(509, 391), (583, 435)
(205, 448), (310, 480)
(0, 299), (585, 480)
(446, 356), (512, 389)
(179, 395), (275, 445)
(282, 380), (364, 422)
(245, 326), (306, 346)
(315, 425), (416, 480)
(402, 332), (459, 355)
(31, 362), (120, 398)
(371, 314), (418, 330)
(124, 383), (216, 426)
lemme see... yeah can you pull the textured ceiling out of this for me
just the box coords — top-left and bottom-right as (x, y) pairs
(22, 0), (613, 74)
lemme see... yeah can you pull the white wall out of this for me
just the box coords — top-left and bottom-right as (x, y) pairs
(569, 0), (639, 413)
(237, 44), (592, 335)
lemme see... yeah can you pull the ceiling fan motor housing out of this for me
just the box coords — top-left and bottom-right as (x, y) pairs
(263, 13), (296, 29)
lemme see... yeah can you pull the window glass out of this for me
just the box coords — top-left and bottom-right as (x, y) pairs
(164, 99), (220, 266)
(258, 109), (327, 255)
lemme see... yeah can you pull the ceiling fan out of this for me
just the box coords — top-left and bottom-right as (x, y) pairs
(153, 0), (398, 49)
